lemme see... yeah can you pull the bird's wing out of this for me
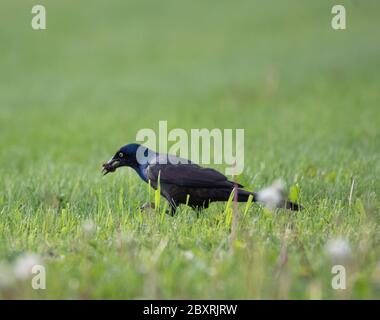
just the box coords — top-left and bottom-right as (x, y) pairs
(147, 163), (244, 188)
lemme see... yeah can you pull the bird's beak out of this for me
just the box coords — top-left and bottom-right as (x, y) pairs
(102, 158), (121, 176)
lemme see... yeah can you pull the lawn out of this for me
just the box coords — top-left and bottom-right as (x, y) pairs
(0, 0), (379, 299)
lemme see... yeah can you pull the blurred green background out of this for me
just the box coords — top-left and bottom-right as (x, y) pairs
(0, 0), (379, 299)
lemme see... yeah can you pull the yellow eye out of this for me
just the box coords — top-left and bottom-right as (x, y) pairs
(119, 152), (124, 158)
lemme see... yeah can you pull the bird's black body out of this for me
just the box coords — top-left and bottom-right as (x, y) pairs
(146, 162), (255, 212)
(102, 143), (300, 214)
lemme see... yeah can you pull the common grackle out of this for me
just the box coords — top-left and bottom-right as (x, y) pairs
(102, 143), (301, 214)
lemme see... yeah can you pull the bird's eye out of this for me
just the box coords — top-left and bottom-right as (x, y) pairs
(119, 152), (124, 158)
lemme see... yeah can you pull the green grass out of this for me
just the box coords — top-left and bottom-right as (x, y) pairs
(0, 0), (379, 299)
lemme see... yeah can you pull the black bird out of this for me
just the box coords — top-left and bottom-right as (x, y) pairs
(102, 143), (301, 214)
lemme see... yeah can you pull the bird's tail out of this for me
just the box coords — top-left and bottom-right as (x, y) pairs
(279, 199), (302, 211)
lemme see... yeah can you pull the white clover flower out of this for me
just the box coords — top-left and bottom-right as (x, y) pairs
(13, 253), (41, 280)
(325, 237), (351, 261)
(256, 179), (285, 209)
(82, 219), (96, 234)
(183, 250), (194, 261)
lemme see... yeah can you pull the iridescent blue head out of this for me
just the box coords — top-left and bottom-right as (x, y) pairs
(102, 143), (154, 175)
